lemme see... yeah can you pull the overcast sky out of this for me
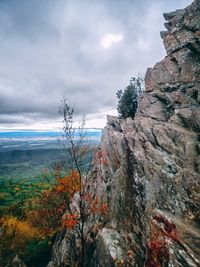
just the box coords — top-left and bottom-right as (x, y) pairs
(0, 0), (192, 130)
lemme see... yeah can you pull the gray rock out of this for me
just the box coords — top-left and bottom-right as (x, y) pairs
(162, 1), (200, 56)
(106, 115), (122, 131)
(163, 9), (186, 21)
(164, 22), (173, 31)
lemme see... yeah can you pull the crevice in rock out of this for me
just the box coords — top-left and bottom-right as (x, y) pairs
(123, 136), (147, 266)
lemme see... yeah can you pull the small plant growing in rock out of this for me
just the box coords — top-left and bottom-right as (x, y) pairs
(116, 75), (144, 119)
(145, 214), (179, 267)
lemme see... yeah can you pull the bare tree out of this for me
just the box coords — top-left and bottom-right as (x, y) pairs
(57, 99), (108, 267)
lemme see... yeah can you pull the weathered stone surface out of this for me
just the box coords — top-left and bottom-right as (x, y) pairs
(175, 107), (200, 131)
(163, 9), (186, 22)
(138, 94), (170, 121)
(145, 56), (180, 91)
(106, 115), (122, 131)
(46, 231), (74, 267)
(163, 32), (181, 54)
(145, 68), (154, 92)
(162, 1), (200, 56)
(95, 228), (136, 267)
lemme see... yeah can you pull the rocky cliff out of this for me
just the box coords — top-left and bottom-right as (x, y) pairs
(48, 1), (200, 266)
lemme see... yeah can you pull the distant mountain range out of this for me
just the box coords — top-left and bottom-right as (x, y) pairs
(0, 129), (102, 152)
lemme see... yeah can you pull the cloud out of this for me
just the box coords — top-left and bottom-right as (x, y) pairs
(101, 33), (123, 49)
(0, 0), (192, 129)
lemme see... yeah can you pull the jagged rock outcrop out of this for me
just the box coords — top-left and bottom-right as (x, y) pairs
(48, 1), (200, 266)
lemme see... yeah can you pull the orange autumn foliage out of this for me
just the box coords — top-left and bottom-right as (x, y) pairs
(54, 170), (81, 198)
(145, 214), (179, 267)
(26, 187), (68, 236)
(53, 168), (108, 231)
(94, 149), (109, 166)
(146, 225), (169, 267)
(1, 216), (39, 239)
(61, 195), (108, 230)
(62, 213), (78, 228)
(152, 214), (178, 241)
(99, 203), (108, 215)
(90, 196), (108, 215)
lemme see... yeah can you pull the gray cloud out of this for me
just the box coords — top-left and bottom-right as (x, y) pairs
(0, 0), (192, 129)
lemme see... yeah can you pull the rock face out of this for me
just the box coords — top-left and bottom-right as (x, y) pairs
(48, 1), (200, 266)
